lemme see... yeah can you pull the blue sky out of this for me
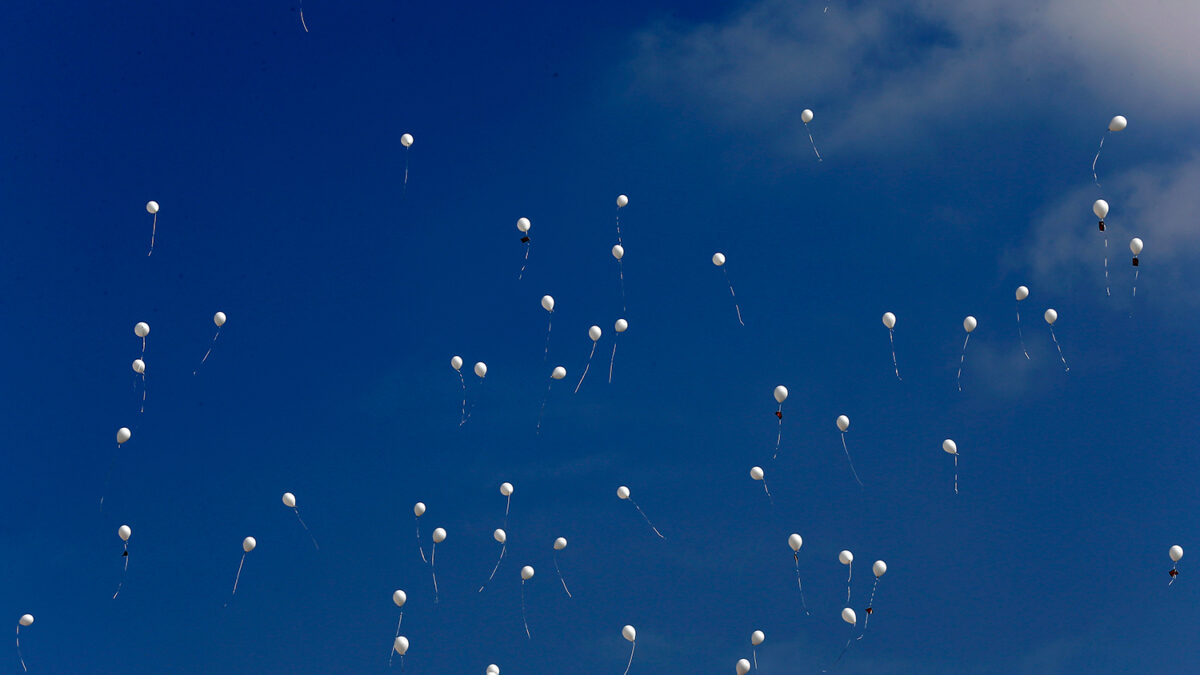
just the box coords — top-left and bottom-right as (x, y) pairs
(2, 0), (1198, 672)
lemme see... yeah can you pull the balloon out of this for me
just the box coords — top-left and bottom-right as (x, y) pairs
(146, 201), (159, 214)
(432, 528), (446, 544)
(612, 245), (625, 260)
(521, 565), (535, 580)
(554, 537), (567, 550)
(19, 615), (33, 627)
(400, 134), (413, 148)
(1108, 116), (1127, 132)
(282, 492), (296, 508)
(750, 466), (764, 480)
(617, 195), (629, 208)
(394, 636), (409, 655)
(615, 319), (628, 333)
(873, 560), (888, 577)
(943, 439), (957, 455)
(842, 608), (857, 625)
(1093, 199), (1109, 220)
(801, 109), (814, 123)
(751, 630), (764, 646)
(474, 362), (488, 378)
(622, 625), (636, 642)
(517, 217), (531, 233)
(451, 356), (463, 371)
(1130, 237), (1143, 255)
(788, 533), (803, 552)
(737, 659), (751, 675)
(117, 427), (131, 444)
(839, 550), (853, 565)
(132, 359), (145, 374)
(487, 666), (500, 675)
(1170, 545), (1184, 562)
(837, 415), (850, 432)
(119, 525), (131, 541)
(214, 312), (227, 327)
(541, 295), (555, 312)
(617, 486), (630, 500)
(134, 322), (150, 338)
(393, 590), (407, 607)
(552, 366), (567, 380)
(882, 312), (896, 329)
(774, 386), (788, 404)
(1044, 309), (1058, 325)
(413, 502), (426, 517)
(1016, 286), (1029, 301)
(494, 529), (507, 544)
(589, 325), (602, 341)
(500, 482), (514, 496)
(963, 316), (977, 333)
(243, 537), (256, 552)
(712, 252), (726, 266)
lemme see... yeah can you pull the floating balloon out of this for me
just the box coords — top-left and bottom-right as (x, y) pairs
(516, 217), (534, 279)
(541, 295), (555, 311)
(132, 359), (145, 374)
(1109, 116), (1127, 132)
(1014, 286), (1031, 360)
(227, 537), (256, 605)
(772, 385), (788, 459)
(16, 614), (33, 672)
(537, 366), (568, 435)
(1170, 545), (1184, 585)
(553, 537), (572, 598)
(842, 608), (856, 625)
(862, 560), (889, 630)
(750, 465), (772, 504)
(711, 252), (745, 326)
(800, 109), (822, 160)
(609, 318), (629, 383)
(1044, 309), (1069, 372)
(194, 311), (228, 375)
(117, 427), (131, 445)
(1092, 118), (1125, 191)
(1093, 199), (1109, 220)
(145, 201), (159, 256)
(394, 635), (409, 672)
(393, 590), (407, 606)
(388, 590), (408, 666)
(1130, 237), (1143, 296)
(614, 196), (629, 255)
(519, 566), (535, 639)
(113, 524), (133, 599)
(282, 492), (318, 550)
(836, 416), (863, 487)
(957, 316), (977, 392)
(943, 439), (959, 494)
(787, 533), (810, 614)
(401, 133), (413, 148)
(749, 630), (765, 670)
(488, 665), (500, 675)
(475, 362), (488, 378)
(612, 245), (624, 260)
(480, 525), (509, 594)
(617, 195), (629, 208)
(737, 659), (751, 675)
(839, 550), (854, 603)
(540, 296), (556, 364)
(134, 322), (150, 363)
(413, 501), (429, 563)
(400, 134), (414, 196)
(450, 356), (469, 425)
(617, 485), (663, 539)
(621, 625), (637, 675)
(882, 312), (901, 379)
(430, 526), (447, 604)
(801, 109), (814, 123)
(132, 358), (147, 411)
(243, 537), (256, 552)
(575, 325), (603, 393)
(1092, 200), (1112, 295)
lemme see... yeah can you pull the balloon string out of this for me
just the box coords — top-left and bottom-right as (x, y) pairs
(479, 544), (506, 592)
(462, 376), (484, 424)
(793, 553), (811, 615)
(831, 632), (854, 668)
(840, 433), (864, 487)
(456, 371), (467, 426)
(553, 552), (572, 598)
(100, 448), (119, 510)
(846, 562), (853, 603)
(520, 580), (531, 639)
(227, 552), (247, 606)
(1170, 563), (1179, 586)
(617, 260), (627, 314)
(622, 641), (636, 675)
(140, 372), (147, 413)
(16, 626), (26, 673)
(761, 479), (774, 505)
(957, 333), (970, 392)
(773, 406), (782, 459)
(113, 544), (130, 599)
(194, 327), (222, 374)
(294, 508), (319, 550)
(299, 2), (309, 32)
(1092, 133), (1106, 192)
(536, 380), (554, 436)
(608, 341), (618, 383)
(415, 518), (427, 563)
(615, 210), (623, 247)
(147, 212), (156, 256)
(1133, 267), (1139, 297)
(543, 314), (553, 364)
(630, 498), (664, 539)
(402, 148), (410, 199)
(723, 267), (744, 326)
(574, 342), (597, 393)
(430, 544), (439, 604)
(1016, 306), (1030, 360)
(1104, 234), (1110, 297)
(753, 647), (759, 671)
(953, 453), (959, 495)
(518, 242), (531, 280)
(388, 613), (404, 666)
(882, 328), (900, 380)
(504, 495), (511, 528)
(862, 578), (880, 631)
(804, 122), (822, 161)
(1049, 326), (1069, 372)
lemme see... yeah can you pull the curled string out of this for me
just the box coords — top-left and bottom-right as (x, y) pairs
(846, 561), (853, 603)
(430, 543), (440, 604)
(147, 212), (157, 256)
(553, 552), (572, 598)
(723, 267), (744, 326)
(1016, 305), (1030, 360)
(804, 122), (822, 161)
(456, 370), (467, 426)
(630, 498), (664, 539)
(840, 433), (864, 487)
(574, 342), (597, 393)
(1049, 326), (1069, 372)
(226, 552), (247, 607)
(113, 543), (130, 599)
(1092, 133), (1106, 191)
(293, 508), (320, 549)
(16, 625), (27, 673)
(773, 406), (783, 459)
(608, 341), (618, 383)
(518, 242), (531, 280)
(622, 641), (636, 675)
(957, 333), (971, 392)
(415, 517), (427, 563)
(388, 612), (404, 666)
(520, 580), (532, 639)
(479, 544), (506, 592)
(793, 553), (811, 615)
(194, 326), (223, 375)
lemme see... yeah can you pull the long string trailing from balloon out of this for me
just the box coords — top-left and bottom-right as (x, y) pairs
(803, 122), (823, 162)
(753, 647), (759, 671)
(520, 580), (532, 639)
(840, 432), (864, 487)
(616, 260), (627, 315)
(630, 497), (665, 539)
(722, 267), (745, 326)
(226, 552), (247, 606)
(402, 146), (410, 199)
(194, 325), (223, 375)
(575, 341), (598, 393)
(536, 379), (553, 437)
(388, 613), (404, 667)
(518, 241), (531, 280)
(861, 578), (881, 630)
(608, 341), (618, 383)
(139, 371), (147, 413)
(415, 516), (427, 564)
(956, 333), (971, 392)
(1170, 561), (1180, 586)
(113, 542), (130, 599)
(462, 376), (485, 425)
(147, 212), (157, 257)
(543, 314), (553, 364)
(430, 543), (440, 604)
(1092, 133), (1106, 192)
(622, 641), (636, 675)
(792, 552), (810, 615)
(503, 493), (512, 529)
(760, 477), (774, 506)
(773, 405), (783, 460)
(1103, 234), (1110, 297)
(479, 544), (506, 593)
(887, 328), (901, 380)
(845, 560), (853, 603)
(16, 625), (27, 673)
(953, 453), (959, 495)
(1016, 304), (1030, 360)
(1133, 267), (1139, 297)
(299, 0), (309, 32)
(291, 507), (320, 550)
(1048, 326), (1069, 372)
(553, 552), (572, 598)
(456, 369), (468, 426)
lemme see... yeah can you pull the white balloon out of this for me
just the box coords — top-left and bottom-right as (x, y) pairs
(134, 322), (150, 338)
(839, 550), (853, 565)
(554, 537), (567, 550)
(413, 502), (426, 517)
(394, 636), (409, 655)
(552, 366), (567, 380)
(615, 318), (628, 333)
(500, 482), (514, 496)
(612, 244), (625, 260)
(617, 486), (630, 500)
(117, 427), (131, 444)
(837, 415), (850, 432)
(119, 525), (132, 541)
(774, 386), (788, 404)
(750, 466), (764, 481)
(1044, 309), (1058, 325)
(451, 356), (463, 371)
(873, 560), (888, 578)
(1108, 115), (1127, 132)
(282, 492), (296, 508)
(1016, 285), (1029, 301)
(541, 295), (555, 312)
(432, 528), (446, 544)
(243, 537), (256, 552)
(622, 625), (637, 642)
(617, 195), (629, 208)
(494, 529), (507, 544)
(1170, 545), (1184, 562)
(132, 359), (145, 374)
(474, 362), (488, 378)
(712, 252), (726, 266)
(963, 316), (977, 333)
(214, 311), (227, 327)
(882, 312), (896, 329)
(943, 439), (958, 455)
(589, 325), (602, 341)
(1093, 199), (1109, 220)
(517, 217), (531, 233)
(487, 666), (500, 675)
(737, 658), (751, 675)
(18, 615), (33, 627)
(801, 109), (814, 123)
(521, 565), (535, 580)
(400, 133), (413, 148)
(842, 608), (857, 625)
(1130, 237), (1143, 255)
(393, 590), (407, 607)
(146, 201), (159, 214)
(751, 630), (764, 646)
(788, 533), (803, 552)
